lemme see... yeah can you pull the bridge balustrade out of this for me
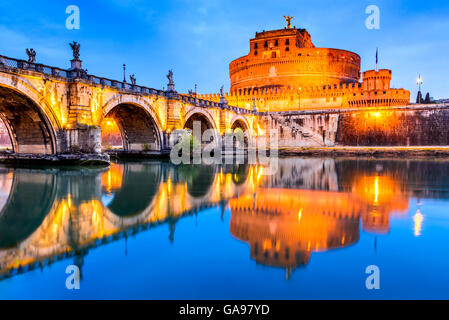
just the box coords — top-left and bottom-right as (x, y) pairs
(0, 53), (253, 114)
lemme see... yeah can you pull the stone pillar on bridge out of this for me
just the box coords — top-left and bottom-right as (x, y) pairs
(164, 70), (184, 148)
(57, 42), (102, 155)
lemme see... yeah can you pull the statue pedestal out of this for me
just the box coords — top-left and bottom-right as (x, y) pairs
(167, 83), (175, 92)
(70, 59), (82, 70)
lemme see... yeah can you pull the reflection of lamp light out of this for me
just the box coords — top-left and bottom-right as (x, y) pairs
(413, 209), (423, 237)
(374, 176), (379, 204)
(256, 166), (263, 183)
(167, 175), (172, 194)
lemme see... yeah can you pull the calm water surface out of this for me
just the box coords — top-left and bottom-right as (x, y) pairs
(0, 157), (449, 299)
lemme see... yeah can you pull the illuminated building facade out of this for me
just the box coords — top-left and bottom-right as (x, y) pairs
(199, 20), (410, 111)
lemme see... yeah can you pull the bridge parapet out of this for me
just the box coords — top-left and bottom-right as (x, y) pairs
(179, 94), (253, 114)
(0, 54), (167, 97)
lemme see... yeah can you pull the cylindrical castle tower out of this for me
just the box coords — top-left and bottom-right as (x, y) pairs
(229, 27), (361, 93)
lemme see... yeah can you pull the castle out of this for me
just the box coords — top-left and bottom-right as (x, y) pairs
(199, 18), (410, 111)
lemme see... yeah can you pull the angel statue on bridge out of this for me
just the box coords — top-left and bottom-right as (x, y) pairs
(69, 41), (81, 60)
(283, 15), (294, 29)
(167, 69), (174, 85)
(26, 48), (36, 63)
(130, 74), (136, 85)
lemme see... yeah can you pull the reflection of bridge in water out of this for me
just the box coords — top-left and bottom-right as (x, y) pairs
(1, 158), (448, 280)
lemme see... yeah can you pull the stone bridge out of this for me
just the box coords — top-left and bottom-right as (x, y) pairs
(0, 53), (260, 157)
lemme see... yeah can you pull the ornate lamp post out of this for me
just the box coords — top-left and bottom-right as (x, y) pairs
(123, 64), (127, 83)
(417, 75), (423, 104)
(297, 86), (302, 109)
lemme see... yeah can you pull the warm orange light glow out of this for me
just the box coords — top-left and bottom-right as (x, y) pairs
(417, 76), (423, 85)
(101, 118), (122, 148)
(167, 175), (172, 194)
(374, 176), (379, 204)
(101, 165), (123, 193)
(256, 166), (264, 183)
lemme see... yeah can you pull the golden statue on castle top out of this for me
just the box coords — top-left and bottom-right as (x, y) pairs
(283, 15), (294, 29)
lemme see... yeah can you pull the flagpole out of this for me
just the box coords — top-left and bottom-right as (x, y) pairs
(376, 48), (379, 72)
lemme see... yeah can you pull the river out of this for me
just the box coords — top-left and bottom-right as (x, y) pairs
(0, 157), (448, 299)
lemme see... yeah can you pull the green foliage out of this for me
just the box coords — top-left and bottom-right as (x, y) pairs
(142, 143), (151, 152)
(178, 133), (201, 153)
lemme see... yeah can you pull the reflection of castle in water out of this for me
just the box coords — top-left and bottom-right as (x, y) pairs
(230, 189), (361, 278)
(0, 158), (447, 279)
(229, 180), (409, 278)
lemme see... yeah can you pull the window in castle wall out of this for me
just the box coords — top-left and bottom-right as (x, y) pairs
(255, 50), (258, 56)
(254, 43), (258, 49)
(264, 41), (268, 48)
(275, 40), (279, 46)
(286, 47), (290, 51)
(286, 39), (290, 45)
(272, 52), (277, 58)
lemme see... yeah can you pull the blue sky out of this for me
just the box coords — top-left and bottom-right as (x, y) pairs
(0, 0), (448, 100)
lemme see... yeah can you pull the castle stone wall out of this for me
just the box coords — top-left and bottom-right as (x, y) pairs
(336, 107), (449, 146)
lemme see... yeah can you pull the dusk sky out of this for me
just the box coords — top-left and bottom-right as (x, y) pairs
(0, 0), (448, 100)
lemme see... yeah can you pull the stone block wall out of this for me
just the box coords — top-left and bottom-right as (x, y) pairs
(336, 108), (449, 146)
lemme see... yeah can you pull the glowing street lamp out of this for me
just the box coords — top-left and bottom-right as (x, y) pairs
(416, 75), (423, 104)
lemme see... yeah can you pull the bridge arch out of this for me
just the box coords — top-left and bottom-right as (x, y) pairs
(102, 95), (163, 151)
(0, 74), (60, 154)
(102, 163), (162, 217)
(183, 108), (217, 133)
(230, 115), (252, 133)
(184, 164), (217, 198)
(230, 115), (253, 149)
